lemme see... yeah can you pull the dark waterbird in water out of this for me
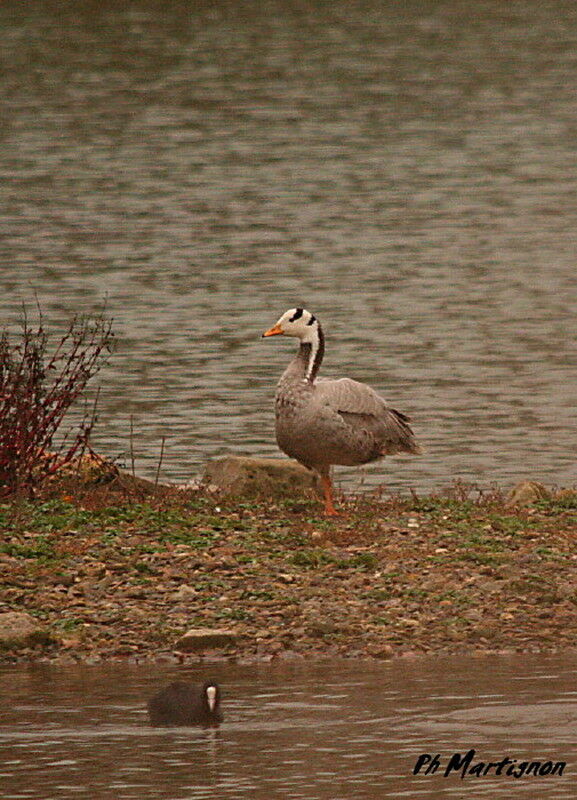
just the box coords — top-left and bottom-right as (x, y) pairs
(147, 680), (222, 727)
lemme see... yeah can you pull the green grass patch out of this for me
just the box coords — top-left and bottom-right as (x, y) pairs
(458, 551), (504, 566)
(407, 496), (477, 519)
(290, 549), (332, 569)
(239, 589), (275, 601)
(485, 514), (535, 534)
(435, 589), (473, 607)
(52, 618), (83, 633)
(0, 535), (57, 560)
(536, 493), (577, 511)
(290, 549), (378, 570)
(364, 588), (392, 601)
(217, 608), (254, 622)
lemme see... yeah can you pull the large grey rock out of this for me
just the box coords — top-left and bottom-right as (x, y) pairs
(0, 612), (54, 648)
(175, 627), (237, 652)
(203, 455), (320, 499)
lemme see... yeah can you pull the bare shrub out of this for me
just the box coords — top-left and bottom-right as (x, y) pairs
(0, 309), (114, 497)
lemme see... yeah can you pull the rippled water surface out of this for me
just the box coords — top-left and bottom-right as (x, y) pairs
(1, 654), (576, 799)
(0, 0), (575, 490)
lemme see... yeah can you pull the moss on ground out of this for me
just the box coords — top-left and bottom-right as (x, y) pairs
(0, 483), (575, 663)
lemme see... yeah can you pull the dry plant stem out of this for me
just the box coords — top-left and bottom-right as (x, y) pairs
(154, 436), (166, 488)
(0, 311), (113, 497)
(129, 415), (136, 479)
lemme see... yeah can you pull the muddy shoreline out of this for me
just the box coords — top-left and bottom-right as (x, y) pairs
(0, 480), (576, 665)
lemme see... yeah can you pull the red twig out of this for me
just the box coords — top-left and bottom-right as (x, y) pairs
(0, 311), (113, 497)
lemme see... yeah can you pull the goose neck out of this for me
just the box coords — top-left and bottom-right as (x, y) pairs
(298, 324), (324, 382)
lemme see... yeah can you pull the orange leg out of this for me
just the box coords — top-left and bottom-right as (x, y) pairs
(320, 473), (339, 516)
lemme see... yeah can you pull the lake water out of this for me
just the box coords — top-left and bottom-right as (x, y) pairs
(0, 0), (575, 491)
(1, 653), (576, 799)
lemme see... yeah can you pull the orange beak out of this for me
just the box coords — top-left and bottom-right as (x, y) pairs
(262, 323), (283, 337)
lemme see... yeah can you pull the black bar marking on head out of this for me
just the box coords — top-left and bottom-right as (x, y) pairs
(307, 314), (316, 325)
(289, 308), (304, 322)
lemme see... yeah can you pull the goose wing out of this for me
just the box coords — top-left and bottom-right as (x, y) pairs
(314, 377), (387, 416)
(314, 377), (420, 455)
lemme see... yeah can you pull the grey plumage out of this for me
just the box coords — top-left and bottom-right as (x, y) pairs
(263, 308), (421, 514)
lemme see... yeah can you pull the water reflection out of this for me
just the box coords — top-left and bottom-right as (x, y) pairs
(0, 0), (575, 490)
(0, 654), (576, 799)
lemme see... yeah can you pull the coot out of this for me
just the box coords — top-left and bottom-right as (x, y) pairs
(147, 680), (222, 727)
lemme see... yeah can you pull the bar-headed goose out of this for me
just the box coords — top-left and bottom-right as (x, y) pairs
(263, 308), (421, 515)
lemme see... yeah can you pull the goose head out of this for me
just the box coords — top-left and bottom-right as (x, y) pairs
(262, 308), (318, 342)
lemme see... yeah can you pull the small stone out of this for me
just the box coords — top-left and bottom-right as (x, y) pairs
(175, 627), (237, 652)
(447, 627), (467, 641)
(0, 612), (54, 649)
(369, 644), (394, 659)
(398, 617), (421, 627)
(172, 585), (198, 601)
(124, 587), (148, 599)
(307, 620), (339, 637)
